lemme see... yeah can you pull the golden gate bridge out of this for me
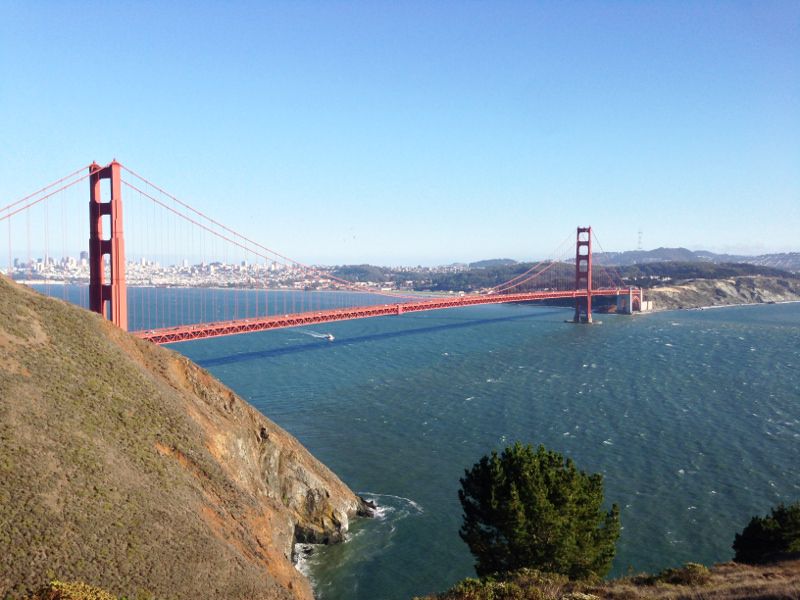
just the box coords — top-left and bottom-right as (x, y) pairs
(1, 161), (643, 344)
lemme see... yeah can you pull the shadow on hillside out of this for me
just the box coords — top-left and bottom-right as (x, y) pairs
(192, 307), (566, 367)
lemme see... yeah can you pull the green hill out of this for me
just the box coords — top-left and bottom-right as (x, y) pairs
(0, 275), (367, 600)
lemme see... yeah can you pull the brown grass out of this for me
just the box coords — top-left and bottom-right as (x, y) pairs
(417, 560), (800, 600)
(0, 276), (361, 600)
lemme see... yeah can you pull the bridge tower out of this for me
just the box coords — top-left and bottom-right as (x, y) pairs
(573, 226), (592, 323)
(89, 161), (127, 331)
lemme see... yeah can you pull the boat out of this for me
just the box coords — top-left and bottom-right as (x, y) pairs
(325, 334), (335, 342)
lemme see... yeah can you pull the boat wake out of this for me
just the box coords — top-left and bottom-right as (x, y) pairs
(297, 329), (335, 342)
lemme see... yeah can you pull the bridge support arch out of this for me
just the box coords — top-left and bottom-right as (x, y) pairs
(573, 226), (592, 323)
(616, 287), (644, 314)
(89, 161), (127, 331)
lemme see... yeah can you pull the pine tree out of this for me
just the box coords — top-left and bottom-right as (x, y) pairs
(458, 442), (620, 579)
(733, 501), (800, 564)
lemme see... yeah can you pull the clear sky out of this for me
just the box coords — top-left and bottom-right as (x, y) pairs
(1, 1), (798, 266)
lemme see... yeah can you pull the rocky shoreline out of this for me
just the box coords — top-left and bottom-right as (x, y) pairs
(641, 275), (800, 312)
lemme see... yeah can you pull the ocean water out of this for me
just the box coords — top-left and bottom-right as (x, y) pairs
(172, 301), (800, 599)
(31, 285), (800, 599)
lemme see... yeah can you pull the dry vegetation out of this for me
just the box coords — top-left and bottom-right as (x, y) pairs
(417, 559), (800, 600)
(645, 276), (800, 311)
(0, 276), (364, 600)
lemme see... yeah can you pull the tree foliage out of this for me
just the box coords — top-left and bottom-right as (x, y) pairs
(619, 261), (796, 288)
(733, 501), (800, 564)
(458, 443), (620, 579)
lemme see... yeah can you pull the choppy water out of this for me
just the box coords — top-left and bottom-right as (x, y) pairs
(170, 301), (800, 599)
(33, 286), (800, 599)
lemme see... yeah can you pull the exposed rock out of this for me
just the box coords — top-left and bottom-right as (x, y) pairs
(645, 276), (800, 311)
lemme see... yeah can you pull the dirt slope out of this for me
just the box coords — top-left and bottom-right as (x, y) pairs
(645, 276), (800, 311)
(0, 275), (367, 600)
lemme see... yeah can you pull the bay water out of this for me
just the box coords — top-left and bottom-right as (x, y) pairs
(176, 300), (800, 599)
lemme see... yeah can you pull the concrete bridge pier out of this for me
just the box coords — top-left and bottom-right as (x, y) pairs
(616, 287), (647, 314)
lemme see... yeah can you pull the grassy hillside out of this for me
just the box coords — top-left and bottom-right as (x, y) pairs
(620, 262), (798, 287)
(0, 275), (366, 600)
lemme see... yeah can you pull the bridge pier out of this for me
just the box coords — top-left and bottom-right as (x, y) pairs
(573, 226), (593, 324)
(617, 287), (646, 314)
(89, 161), (127, 331)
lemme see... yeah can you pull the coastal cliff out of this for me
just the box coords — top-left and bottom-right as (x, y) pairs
(644, 275), (800, 311)
(0, 275), (367, 600)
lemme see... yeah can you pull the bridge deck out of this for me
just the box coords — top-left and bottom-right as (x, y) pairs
(133, 288), (631, 344)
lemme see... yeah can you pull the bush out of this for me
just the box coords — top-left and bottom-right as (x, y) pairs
(427, 569), (569, 600)
(733, 501), (800, 564)
(654, 562), (711, 586)
(458, 443), (620, 579)
(27, 581), (117, 600)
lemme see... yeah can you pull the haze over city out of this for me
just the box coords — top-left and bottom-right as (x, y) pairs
(1, 1), (798, 265)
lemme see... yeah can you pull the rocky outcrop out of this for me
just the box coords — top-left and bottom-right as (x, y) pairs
(0, 275), (367, 600)
(645, 276), (800, 311)
(174, 354), (370, 549)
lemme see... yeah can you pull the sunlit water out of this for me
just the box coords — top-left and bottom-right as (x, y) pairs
(33, 286), (800, 599)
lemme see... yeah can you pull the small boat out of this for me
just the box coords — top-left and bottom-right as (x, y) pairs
(325, 334), (335, 342)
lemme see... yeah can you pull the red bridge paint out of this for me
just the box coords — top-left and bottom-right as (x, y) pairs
(133, 288), (630, 345)
(42, 160), (645, 344)
(89, 162), (128, 331)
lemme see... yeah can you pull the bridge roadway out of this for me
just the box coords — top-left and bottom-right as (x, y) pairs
(134, 288), (630, 344)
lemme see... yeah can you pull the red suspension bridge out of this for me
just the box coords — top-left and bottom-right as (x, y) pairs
(1, 161), (643, 344)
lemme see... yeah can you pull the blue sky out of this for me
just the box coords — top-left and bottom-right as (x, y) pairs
(1, 1), (798, 265)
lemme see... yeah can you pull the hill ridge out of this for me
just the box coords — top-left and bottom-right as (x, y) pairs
(0, 275), (366, 600)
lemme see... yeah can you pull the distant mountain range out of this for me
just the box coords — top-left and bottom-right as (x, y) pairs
(468, 258), (518, 269)
(593, 248), (800, 273)
(473, 249), (800, 273)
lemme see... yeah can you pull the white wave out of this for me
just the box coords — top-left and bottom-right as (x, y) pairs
(370, 504), (394, 520)
(359, 492), (425, 514)
(293, 542), (317, 577)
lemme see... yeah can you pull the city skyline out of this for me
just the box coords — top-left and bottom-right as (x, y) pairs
(2, 2), (798, 265)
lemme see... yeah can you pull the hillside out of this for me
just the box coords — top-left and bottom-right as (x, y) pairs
(0, 275), (368, 600)
(619, 262), (797, 287)
(417, 559), (800, 599)
(644, 276), (800, 311)
(595, 248), (800, 273)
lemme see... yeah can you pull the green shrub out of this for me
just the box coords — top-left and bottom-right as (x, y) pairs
(28, 581), (117, 600)
(435, 573), (548, 600)
(458, 443), (620, 579)
(655, 562), (711, 586)
(423, 569), (570, 600)
(733, 501), (800, 564)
